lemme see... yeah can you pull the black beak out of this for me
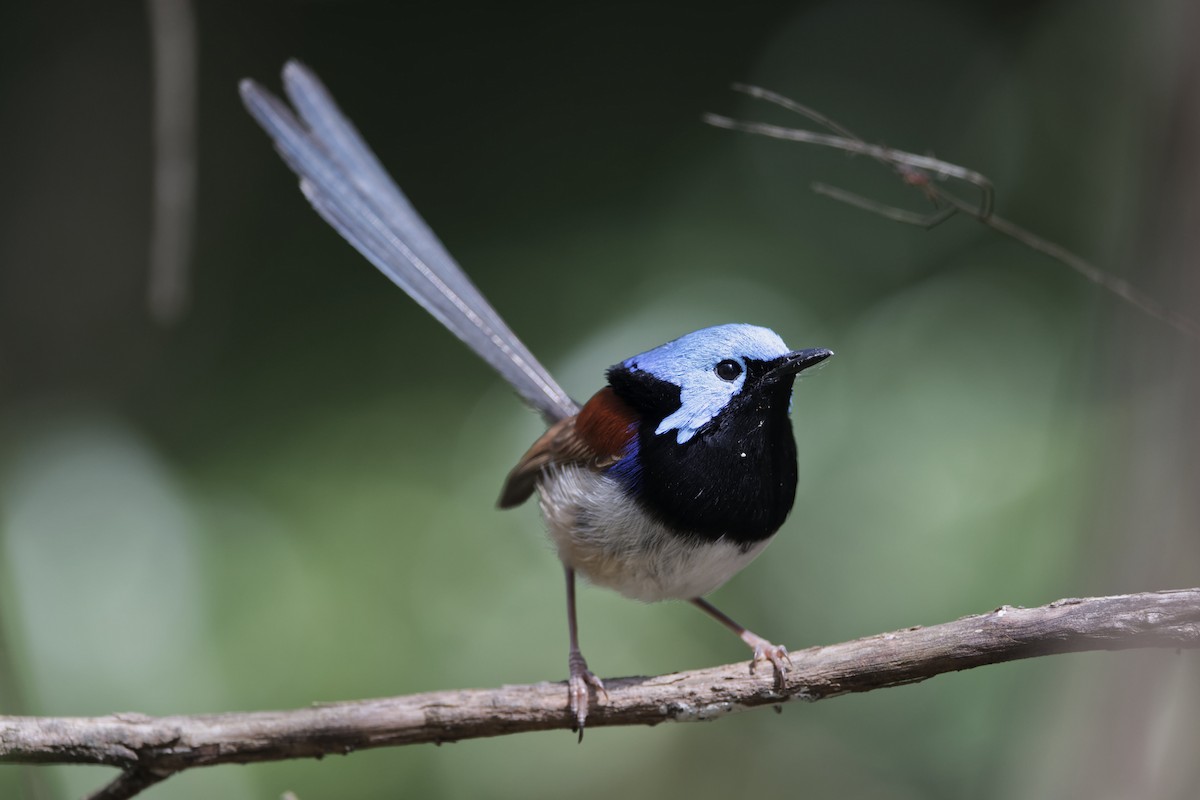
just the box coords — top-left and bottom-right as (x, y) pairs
(766, 347), (833, 382)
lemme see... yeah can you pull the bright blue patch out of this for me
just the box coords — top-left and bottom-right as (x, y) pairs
(621, 324), (790, 444)
(606, 435), (643, 493)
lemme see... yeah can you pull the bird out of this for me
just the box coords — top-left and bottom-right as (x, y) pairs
(239, 61), (832, 736)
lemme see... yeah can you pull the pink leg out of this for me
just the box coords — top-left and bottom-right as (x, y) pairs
(691, 597), (791, 689)
(566, 567), (606, 739)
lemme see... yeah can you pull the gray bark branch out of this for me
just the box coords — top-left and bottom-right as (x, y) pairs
(2, 588), (1198, 799)
(705, 88), (1200, 342)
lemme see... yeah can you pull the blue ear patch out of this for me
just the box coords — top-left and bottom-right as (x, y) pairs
(621, 324), (790, 444)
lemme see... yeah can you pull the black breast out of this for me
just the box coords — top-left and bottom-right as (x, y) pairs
(607, 364), (798, 546)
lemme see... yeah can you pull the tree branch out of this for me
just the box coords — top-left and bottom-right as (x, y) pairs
(2, 589), (1199, 798)
(705, 85), (1200, 342)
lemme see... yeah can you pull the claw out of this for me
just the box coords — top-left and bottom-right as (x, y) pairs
(743, 632), (791, 690)
(568, 650), (607, 740)
(689, 598), (792, 692)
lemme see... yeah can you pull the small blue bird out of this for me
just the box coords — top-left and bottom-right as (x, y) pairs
(240, 61), (832, 734)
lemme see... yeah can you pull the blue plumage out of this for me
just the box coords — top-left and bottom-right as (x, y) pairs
(241, 62), (832, 737)
(621, 324), (791, 444)
(604, 435), (643, 492)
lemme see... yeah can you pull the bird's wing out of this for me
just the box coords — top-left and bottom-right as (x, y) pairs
(239, 60), (579, 424)
(497, 387), (637, 508)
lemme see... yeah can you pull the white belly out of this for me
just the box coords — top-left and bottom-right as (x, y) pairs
(537, 464), (772, 602)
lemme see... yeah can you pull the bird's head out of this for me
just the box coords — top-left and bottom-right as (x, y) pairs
(606, 323), (831, 445)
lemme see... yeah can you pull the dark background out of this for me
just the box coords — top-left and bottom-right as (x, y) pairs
(2, 1), (1198, 798)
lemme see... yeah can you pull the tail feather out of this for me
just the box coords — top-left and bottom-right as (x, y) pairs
(239, 61), (579, 424)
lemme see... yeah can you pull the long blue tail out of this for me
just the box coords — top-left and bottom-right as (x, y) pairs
(240, 61), (579, 424)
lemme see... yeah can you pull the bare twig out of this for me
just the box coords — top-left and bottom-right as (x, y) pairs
(705, 86), (1200, 341)
(145, 0), (197, 325)
(85, 768), (171, 800)
(2, 589), (1199, 799)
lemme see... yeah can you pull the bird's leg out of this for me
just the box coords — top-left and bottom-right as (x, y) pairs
(690, 597), (791, 689)
(565, 566), (606, 739)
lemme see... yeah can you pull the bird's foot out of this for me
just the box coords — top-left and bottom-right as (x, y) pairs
(740, 630), (791, 690)
(568, 649), (607, 740)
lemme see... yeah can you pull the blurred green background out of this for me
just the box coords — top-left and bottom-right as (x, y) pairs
(2, 1), (1198, 798)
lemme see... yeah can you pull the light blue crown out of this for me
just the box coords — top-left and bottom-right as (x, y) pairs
(622, 324), (790, 444)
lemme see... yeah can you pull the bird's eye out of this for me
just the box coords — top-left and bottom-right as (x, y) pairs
(714, 359), (742, 381)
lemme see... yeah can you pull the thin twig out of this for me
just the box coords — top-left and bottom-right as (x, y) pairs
(705, 87), (1199, 341)
(145, 0), (197, 325)
(85, 768), (172, 800)
(811, 182), (957, 229)
(2, 589), (1199, 799)
(726, 83), (997, 219)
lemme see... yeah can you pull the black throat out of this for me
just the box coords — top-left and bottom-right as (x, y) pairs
(607, 361), (799, 546)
